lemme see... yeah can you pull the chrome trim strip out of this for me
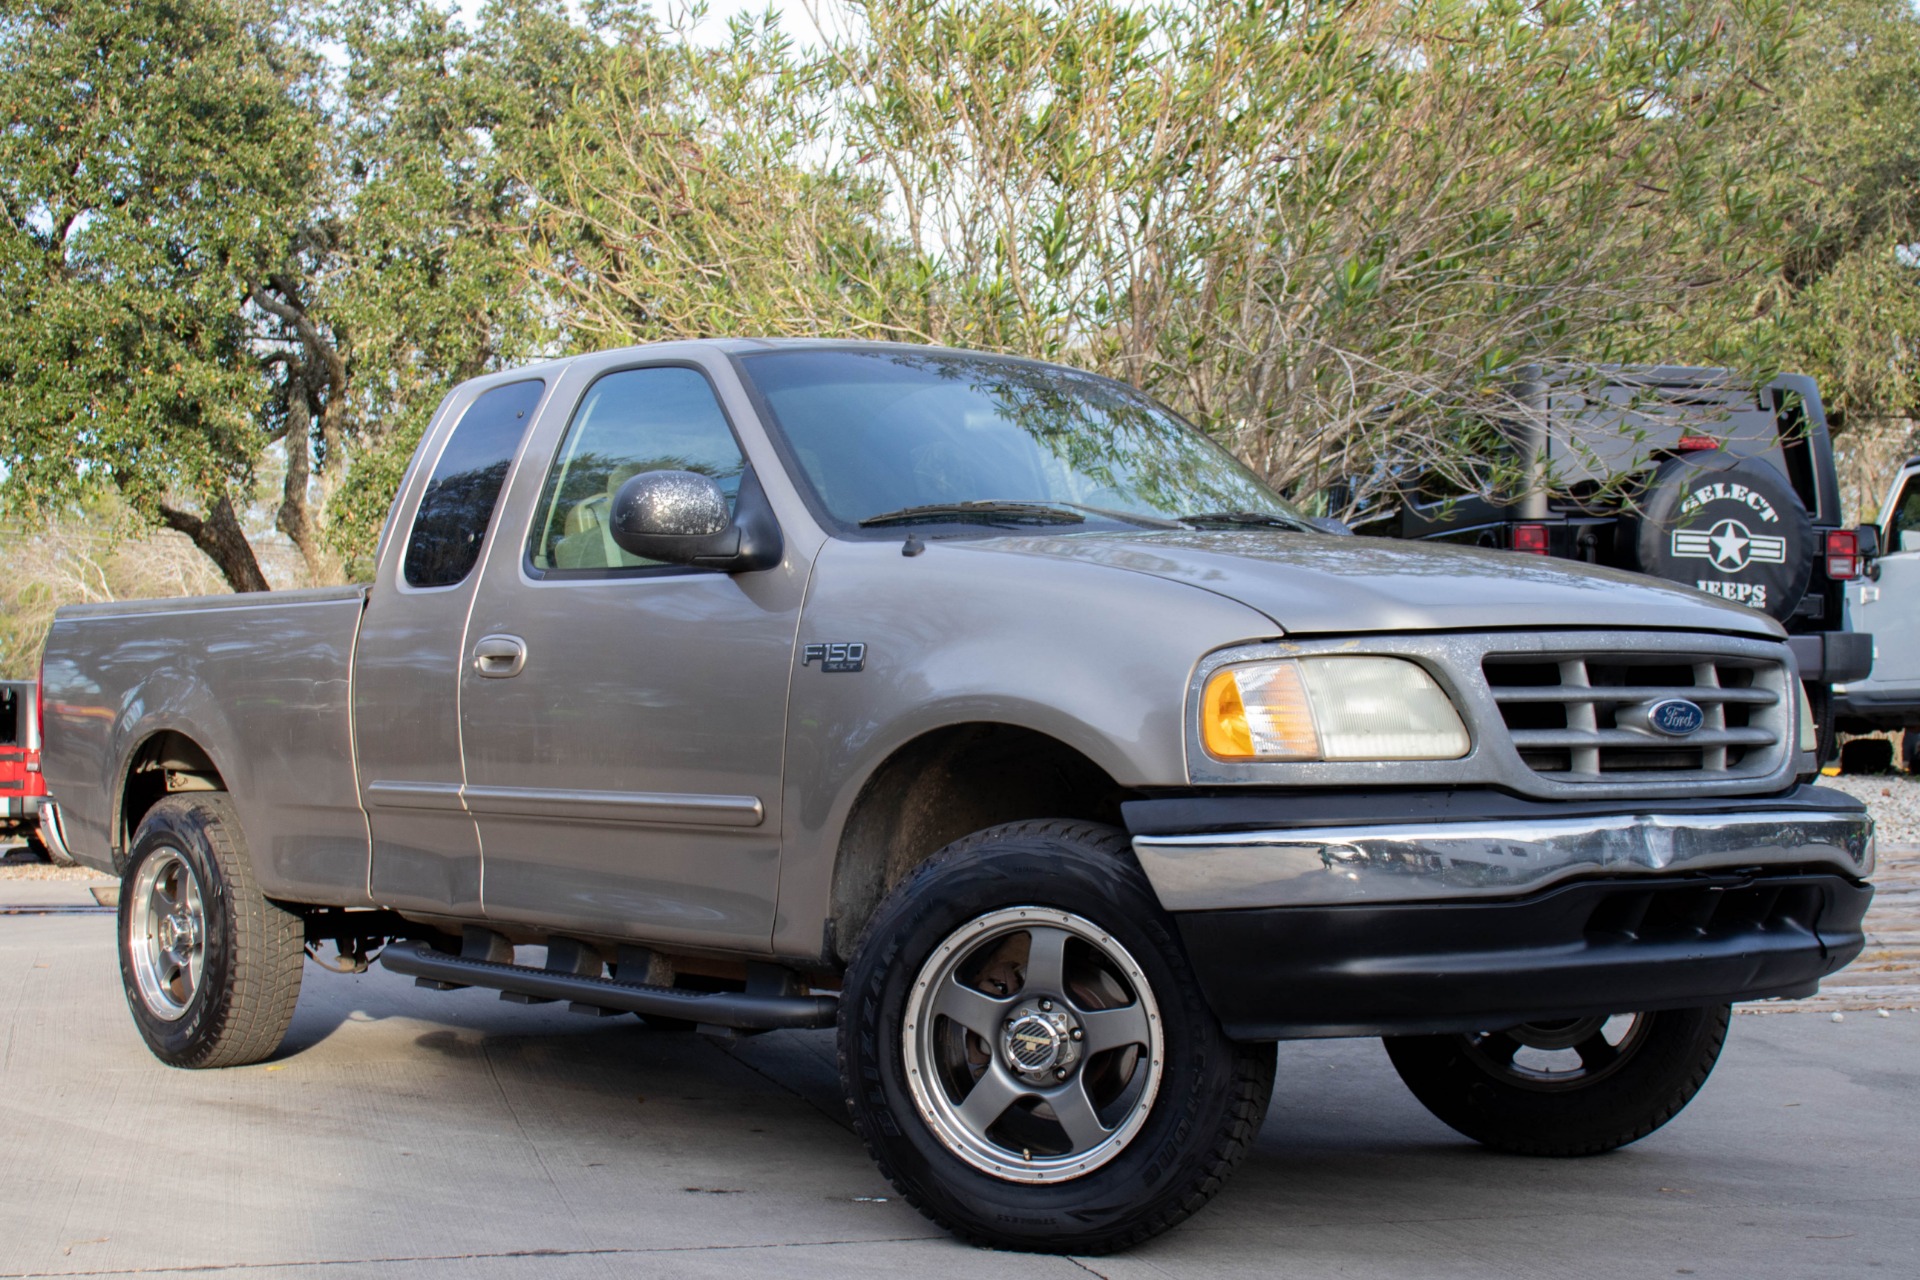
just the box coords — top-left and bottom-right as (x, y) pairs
(1133, 810), (1874, 911)
(366, 781), (467, 812)
(461, 784), (764, 828)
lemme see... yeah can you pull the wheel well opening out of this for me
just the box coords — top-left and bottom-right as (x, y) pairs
(828, 724), (1132, 964)
(120, 732), (226, 853)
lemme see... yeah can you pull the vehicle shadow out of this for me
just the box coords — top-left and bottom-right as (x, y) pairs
(273, 958), (1613, 1239)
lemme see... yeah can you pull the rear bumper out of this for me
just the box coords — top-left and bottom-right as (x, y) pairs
(0, 792), (42, 828)
(1792, 631), (1874, 684)
(1126, 789), (1873, 1041)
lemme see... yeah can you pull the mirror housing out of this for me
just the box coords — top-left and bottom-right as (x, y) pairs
(1856, 522), (1882, 580)
(609, 467), (783, 572)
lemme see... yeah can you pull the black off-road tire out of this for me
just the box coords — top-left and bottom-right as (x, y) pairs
(1383, 1004), (1732, 1156)
(838, 820), (1275, 1254)
(118, 794), (305, 1068)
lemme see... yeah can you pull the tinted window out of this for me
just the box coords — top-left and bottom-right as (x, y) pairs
(403, 380), (543, 588)
(738, 349), (1301, 530)
(528, 367), (744, 573)
(1889, 477), (1920, 553)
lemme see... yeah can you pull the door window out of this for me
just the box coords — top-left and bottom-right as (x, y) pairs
(403, 380), (544, 588)
(528, 366), (745, 574)
(1888, 476), (1920, 553)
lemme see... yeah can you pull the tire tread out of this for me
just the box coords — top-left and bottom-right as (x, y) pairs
(124, 794), (303, 1069)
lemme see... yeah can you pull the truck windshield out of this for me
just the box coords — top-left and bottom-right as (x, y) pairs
(737, 348), (1308, 533)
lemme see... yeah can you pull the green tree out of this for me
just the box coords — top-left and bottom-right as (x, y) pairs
(0, 0), (325, 591)
(532, 0), (1800, 512)
(317, 0), (652, 570)
(1669, 0), (1920, 512)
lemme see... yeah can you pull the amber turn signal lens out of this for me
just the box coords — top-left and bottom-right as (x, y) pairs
(1200, 664), (1320, 760)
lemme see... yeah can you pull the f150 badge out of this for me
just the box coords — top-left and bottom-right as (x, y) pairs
(802, 642), (867, 673)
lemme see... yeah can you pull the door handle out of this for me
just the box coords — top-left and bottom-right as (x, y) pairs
(471, 634), (527, 679)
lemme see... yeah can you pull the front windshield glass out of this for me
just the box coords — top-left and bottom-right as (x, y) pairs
(736, 348), (1308, 532)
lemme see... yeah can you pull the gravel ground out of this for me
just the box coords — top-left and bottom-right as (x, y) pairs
(1816, 771), (1920, 846)
(0, 862), (109, 881)
(0, 842), (108, 880)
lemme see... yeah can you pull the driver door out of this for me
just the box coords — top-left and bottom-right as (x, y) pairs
(457, 362), (803, 951)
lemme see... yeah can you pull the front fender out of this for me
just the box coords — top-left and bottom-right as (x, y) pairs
(771, 537), (1279, 958)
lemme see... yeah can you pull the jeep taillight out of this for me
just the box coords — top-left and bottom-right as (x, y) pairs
(1826, 529), (1860, 580)
(1511, 523), (1550, 555)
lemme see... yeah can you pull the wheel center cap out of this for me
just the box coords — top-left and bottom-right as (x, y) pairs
(159, 913), (197, 953)
(1000, 1003), (1082, 1083)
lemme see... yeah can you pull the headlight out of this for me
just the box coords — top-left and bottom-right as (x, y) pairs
(1200, 656), (1470, 762)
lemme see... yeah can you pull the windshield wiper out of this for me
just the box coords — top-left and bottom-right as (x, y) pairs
(1178, 510), (1311, 532)
(858, 501), (1088, 528)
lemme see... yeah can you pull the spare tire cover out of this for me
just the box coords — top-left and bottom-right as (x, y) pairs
(1633, 452), (1814, 621)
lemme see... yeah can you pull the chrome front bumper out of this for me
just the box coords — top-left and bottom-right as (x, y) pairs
(1132, 810), (1875, 911)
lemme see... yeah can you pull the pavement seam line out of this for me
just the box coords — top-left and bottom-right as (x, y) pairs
(0, 1234), (941, 1278)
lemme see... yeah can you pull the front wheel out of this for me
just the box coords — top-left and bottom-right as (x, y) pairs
(839, 820), (1274, 1254)
(1384, 1005), (1731, 1157)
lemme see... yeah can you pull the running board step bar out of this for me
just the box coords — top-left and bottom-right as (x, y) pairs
(379, 941), (837, 1031)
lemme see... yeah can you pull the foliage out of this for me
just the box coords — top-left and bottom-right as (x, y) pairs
(0, 501), (230, 677)
(1667, 0), (1920, 514)
(0, 0), (324, 590)
(318, 0), (649, 570)
(2, 0), (1917, 615)
(537, 0), (1801, 512)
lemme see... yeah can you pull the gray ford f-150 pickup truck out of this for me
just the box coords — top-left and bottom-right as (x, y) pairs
(38, 341), (1875, 1254)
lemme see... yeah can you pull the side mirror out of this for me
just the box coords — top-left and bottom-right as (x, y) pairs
(609, 467), (783, 572)
(1856, 523), (1883, 579)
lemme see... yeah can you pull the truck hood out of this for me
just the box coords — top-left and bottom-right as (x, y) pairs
(961, 529), (1786, 639)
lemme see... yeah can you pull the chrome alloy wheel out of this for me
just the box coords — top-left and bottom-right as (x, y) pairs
(127, 848), (207, 1021)
(902, 907), (1164, 1183)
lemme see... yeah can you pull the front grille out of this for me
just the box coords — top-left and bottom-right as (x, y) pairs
(1483, 650), (1788, 783)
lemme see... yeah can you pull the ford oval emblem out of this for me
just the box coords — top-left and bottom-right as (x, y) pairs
(1648, 698), (1706, 737)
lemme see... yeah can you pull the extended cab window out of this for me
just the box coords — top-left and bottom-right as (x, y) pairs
(529, 366), (744, 573)
(403, 380), (544, 588)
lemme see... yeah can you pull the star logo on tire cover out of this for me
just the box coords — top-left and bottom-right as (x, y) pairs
(1671, 518), (1786, 572)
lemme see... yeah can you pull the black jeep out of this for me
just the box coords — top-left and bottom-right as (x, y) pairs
(1347, 367), (1875, 753)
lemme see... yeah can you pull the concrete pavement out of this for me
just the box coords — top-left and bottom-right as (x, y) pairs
(2, 878), (1916, 1279)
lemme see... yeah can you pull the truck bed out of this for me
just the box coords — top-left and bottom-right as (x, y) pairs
(39, 586), (373, 903)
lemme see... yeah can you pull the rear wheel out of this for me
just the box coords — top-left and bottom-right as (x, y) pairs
(1383, 1005), (1731, 1156)
(118, 794), (305, 1068)
(839, 820), (1274, 1254)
